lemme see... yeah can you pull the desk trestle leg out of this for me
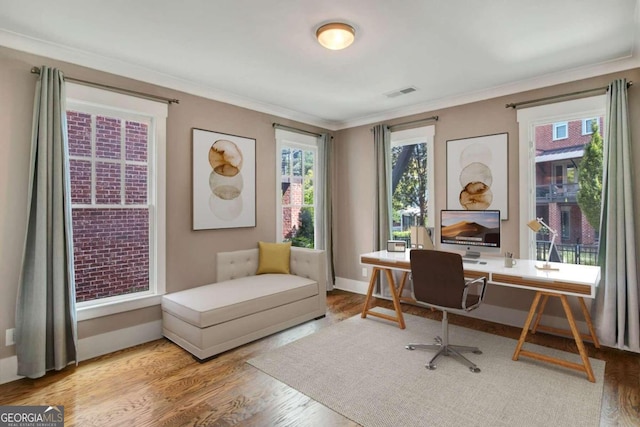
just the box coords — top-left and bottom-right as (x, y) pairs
(360, 267), (406, 329)
(513, 291), (596, 382)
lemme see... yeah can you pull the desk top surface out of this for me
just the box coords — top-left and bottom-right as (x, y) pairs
(360, 250), (600, 297)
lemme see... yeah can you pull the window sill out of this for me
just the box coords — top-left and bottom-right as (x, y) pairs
(77, 294), (163, 321)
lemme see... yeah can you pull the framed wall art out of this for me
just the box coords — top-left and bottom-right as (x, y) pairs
(192, 128), (256, 230)
(446, 133), (508, 219)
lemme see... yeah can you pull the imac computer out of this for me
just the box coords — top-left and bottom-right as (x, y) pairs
(440, 210), (501, 260)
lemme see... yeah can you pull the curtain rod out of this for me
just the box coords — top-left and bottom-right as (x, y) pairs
(31, 67), (180, 105)
(505, 81), (633, 109)
(370, 116), (439, 132)
(389, 115), (438, 131)
(272, 123), (328, 138)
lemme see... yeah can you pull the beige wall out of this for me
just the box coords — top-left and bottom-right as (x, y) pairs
(334, 68), (640, 317)
(2, 43), (639, 362)
(0, 46), (329, 360)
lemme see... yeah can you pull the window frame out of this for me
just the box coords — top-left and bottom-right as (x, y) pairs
(582, 118), (597, 135)
(275, 129), (319, 246)
(552, 122), (568, 140)
(389, 125), (436, 228)
(517, 96), (605, 259)
(66, 83), (168, 321)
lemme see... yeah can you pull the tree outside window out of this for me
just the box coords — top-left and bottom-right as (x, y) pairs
(391, 142), (429, 242)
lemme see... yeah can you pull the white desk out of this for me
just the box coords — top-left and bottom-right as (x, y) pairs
(360, 250), (601, 382)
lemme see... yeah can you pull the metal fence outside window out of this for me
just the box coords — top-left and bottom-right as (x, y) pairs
(535, 241), (599, 266)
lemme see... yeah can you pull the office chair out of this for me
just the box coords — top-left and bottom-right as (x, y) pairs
(406, 250), (487, 373)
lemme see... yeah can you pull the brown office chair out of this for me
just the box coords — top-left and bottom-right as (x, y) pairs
(406, 250), (487, 373)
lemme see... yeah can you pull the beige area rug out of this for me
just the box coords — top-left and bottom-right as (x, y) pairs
(248, 307), (605, 427)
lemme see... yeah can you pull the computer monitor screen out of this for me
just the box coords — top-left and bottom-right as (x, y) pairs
(440, 210), (501, 258)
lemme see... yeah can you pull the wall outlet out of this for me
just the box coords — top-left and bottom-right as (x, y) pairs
(6, 328), (15, 346)
(362, 267), (367, 277)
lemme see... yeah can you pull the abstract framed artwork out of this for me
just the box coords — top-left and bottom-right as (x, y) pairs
(192, 128), (256, 230)
(446, 133), (508, 219)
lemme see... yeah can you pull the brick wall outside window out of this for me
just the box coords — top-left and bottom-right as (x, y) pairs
(281, 180), (303, 239)
(67, 110), (150, 302)
(72, 209), (149, 302)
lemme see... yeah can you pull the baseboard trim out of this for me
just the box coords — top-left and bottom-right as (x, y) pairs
(0, 356), (20, 385)
(78, 320), (162, 361)
(466, 303), (590, 335)
(334, 277), (369, 295)
(0, 320), (162, 385)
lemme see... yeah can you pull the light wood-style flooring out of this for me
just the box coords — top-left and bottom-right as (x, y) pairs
(1, 290), (639, 426)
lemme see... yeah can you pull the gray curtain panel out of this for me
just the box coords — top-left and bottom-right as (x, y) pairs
(317, 133), (335, 290)
(16, 66), (78, 378)
(372, 124), (392, 251)
(593, 78), (639, 351)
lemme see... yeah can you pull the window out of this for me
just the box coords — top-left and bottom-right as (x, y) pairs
(389, 125), (435, 244)
(66, 83), (167, 318)
(517, 96), (605, 265)
(582, 118), (597, 135)
(553, 122), (568, 140)
(276, 129), (319, 248)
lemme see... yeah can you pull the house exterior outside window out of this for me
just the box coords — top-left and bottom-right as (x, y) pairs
(275, 129), (319, 248)
(66, 83), (167, 318)
(531, 116), (603, 264)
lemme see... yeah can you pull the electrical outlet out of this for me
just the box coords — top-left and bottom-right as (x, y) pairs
(362, 267), (367, 277)
(6, 328), (15, 346)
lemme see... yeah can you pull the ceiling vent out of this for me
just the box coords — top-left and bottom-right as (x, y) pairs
(385, 86), (418, 98)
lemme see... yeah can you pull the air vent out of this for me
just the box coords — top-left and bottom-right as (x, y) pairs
(385, 86), (418, 98)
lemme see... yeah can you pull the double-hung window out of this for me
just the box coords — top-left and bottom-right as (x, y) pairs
(389, 125), (435, 243)
(66, 84), (167, 319)
(517, 96), (604, 265)
(275, 129), (319, 248)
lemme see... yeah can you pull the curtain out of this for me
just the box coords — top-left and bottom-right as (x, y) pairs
(317, 133), (335, 290)
(593, 78), (639, 351)
(16, 66), (78, 378)
(372, 124), (392, 250)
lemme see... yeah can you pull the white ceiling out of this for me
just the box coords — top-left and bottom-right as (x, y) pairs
(1, 0), (639, 130)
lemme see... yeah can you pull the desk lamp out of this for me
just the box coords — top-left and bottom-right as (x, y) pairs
(527, 217), (560, 271)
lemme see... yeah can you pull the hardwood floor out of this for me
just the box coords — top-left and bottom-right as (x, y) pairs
(1, 290), (639, 426)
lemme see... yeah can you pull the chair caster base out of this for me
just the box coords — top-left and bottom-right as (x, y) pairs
(406, 345), (415, 350)
(472, 350), (483, 355)
(426, 363), (437, 370)
(469, 366), (481, 373)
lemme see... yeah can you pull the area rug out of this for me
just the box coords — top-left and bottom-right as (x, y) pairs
(248, 308), (605, 427)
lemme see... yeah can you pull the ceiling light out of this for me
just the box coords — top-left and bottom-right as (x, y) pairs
(316, 23), (355, 50)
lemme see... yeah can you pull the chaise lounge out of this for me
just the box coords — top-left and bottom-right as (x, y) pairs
(161, 244), (327, 360)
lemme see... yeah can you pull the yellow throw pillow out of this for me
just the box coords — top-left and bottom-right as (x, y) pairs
(256, 241), (291, 274)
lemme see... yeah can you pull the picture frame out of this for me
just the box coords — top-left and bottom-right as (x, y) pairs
(446, 133), (508, 219)
(192, 128), (256, 230)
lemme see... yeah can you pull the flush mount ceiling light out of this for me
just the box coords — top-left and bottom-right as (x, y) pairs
(316, 22), (356, 50)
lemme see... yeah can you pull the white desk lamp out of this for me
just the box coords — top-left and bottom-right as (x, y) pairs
(527, 217), (560, 271)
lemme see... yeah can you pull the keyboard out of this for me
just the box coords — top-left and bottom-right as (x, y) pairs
(462, 259), (479, 264)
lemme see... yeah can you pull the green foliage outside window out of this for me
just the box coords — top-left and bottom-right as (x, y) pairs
(577, 122), (603, 231)
(289, 207), (315, 248)
(391, 143), (429, 227)
(283, 147), (315, 249)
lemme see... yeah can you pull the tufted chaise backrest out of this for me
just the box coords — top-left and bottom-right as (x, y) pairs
(216, 247), (327, 292)
(216, 248), (259, 281)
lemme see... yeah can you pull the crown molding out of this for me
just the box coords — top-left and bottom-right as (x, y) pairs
(337, 54), (640, 130)
(2, 28), (638, 132)
(0, 29), (337, 130)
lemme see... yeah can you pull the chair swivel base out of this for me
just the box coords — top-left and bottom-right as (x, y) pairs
(406, 336), (482, 373)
